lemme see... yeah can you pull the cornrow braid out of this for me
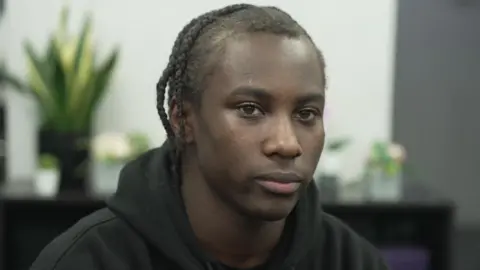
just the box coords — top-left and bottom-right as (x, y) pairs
(156, 5), (248, 139)
(155, 4), (326, 183)
(155, 4), (254, 182)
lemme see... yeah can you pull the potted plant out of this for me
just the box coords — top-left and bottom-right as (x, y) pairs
(35, 154), (60, 196)
(91, 132), (150, 195)
(365, 141), (407, 200)
(9, 6), (119, 193)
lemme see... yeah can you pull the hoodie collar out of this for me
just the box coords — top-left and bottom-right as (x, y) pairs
(107, 142), (322, 269)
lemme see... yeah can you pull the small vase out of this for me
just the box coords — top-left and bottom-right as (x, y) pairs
(35, 168), (60, 197)
(91, 162), (124, 195)
(38, 130), (90, 194)
(366, 168), (403, 201)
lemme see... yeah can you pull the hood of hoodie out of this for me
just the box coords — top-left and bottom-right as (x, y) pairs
(107, 142), (323, 270)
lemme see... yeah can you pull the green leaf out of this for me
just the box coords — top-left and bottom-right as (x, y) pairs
(67, 14), (94, 121)
(77, 49), (119, 130)
(44, 38), (56, 74)
(56, 5), (70, 44)
(128, 132), (150, 156)
(0, 66), (29, 93)
(71, 14), (92, 79)
(326, 137), (350, 151)
(39, 154), (59, 169)
(91, 49), (118, 106)
(23, 41), (59, 125)
(45, 40), (64, 102)
(50, 41), (70, 130)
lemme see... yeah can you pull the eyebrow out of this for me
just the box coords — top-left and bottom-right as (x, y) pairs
(230, 86), (273, 100)
(230, 86), (325, 104)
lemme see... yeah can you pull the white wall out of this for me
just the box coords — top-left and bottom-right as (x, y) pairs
(0, 0), (397, 182)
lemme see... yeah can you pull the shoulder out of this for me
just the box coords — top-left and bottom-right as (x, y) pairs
(30, 208), (148, 270)
(316, 211), (388, 269)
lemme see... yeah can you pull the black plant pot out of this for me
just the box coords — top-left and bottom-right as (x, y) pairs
(38, 130), (90, 194)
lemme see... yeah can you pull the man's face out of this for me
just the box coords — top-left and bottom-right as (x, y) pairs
(190, 33), (325, 221)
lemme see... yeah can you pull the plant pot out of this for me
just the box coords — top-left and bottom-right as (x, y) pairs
(35, 168), (60, 196)
(38, 130), (90, 194)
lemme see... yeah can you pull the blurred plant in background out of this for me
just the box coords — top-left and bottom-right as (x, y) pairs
(35, 154), (60, 196)
(91, 132), (150, 194)
(92, 132), (150, 165)
(0, 64), (23, 90)
(17, 6), (120, 132)
(38, 154), (59, 170)
(362, 141), (407, 200)
(324, 137), (350, 152)
(3, 5), (120, 193)
(322, 102), (351, 154)
(366, 141), (407, 177)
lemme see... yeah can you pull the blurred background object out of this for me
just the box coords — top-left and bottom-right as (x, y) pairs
(314, 99), (352, 201)
(315, 136), (351, 201)
(5, 6), (119, 194)
(0, 0), (479, 269)
(364, 141), (406, 201)
(34, 154), (59, 196)
(91, 131), (150, 195)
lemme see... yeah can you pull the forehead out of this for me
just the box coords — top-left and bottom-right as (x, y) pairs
(209, 33), (324, 96)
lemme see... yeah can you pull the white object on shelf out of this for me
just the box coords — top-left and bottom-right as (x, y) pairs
(35, 169), (59, 196)
(321, 152), (342, 176)
(314, 151), (341, 184)
(91, 162), (124, 195)
(367, 169), (403, 201)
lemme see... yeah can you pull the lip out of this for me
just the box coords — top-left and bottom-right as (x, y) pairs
(254, 172), (303, 195)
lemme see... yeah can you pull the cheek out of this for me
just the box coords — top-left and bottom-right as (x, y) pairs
(213, 114), (257, 163)
(195, 110), (255, 171)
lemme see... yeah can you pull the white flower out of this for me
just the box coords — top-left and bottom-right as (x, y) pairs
(92, 133), (132, 162)
(388, 143), (406, 163)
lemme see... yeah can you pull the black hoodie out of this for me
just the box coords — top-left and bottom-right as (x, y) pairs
(30, 143), (388, 270)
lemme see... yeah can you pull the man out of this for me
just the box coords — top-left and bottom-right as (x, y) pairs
(31, 4), (388, 270)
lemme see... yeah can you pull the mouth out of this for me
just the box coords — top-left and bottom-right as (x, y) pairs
(254, 171), (303, 195)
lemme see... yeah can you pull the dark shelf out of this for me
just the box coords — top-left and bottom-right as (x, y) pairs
(0, 190), (455, 270)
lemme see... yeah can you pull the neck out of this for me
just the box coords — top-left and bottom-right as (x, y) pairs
(181, 159), (285, 268)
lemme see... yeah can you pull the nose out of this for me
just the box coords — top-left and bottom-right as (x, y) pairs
(263, 117), (302, 159)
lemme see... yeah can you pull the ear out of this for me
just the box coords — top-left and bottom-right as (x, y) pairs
(169, 98), (195, 144)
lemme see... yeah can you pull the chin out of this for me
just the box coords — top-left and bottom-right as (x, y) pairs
(245, 200), (298, 222)
(255, 209), (292, 222)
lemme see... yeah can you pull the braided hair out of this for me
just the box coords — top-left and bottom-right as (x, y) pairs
(155, 4), (326, 183)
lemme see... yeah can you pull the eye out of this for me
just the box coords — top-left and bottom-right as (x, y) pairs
(236, 102), (263, 118)
(295, 108), (320, 122)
